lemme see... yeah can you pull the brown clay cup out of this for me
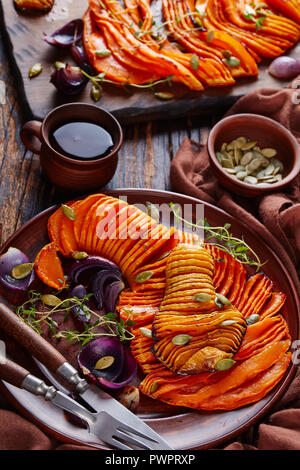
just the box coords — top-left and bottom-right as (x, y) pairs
(208, 114), (300, 197)
(20, 103), (123, 193)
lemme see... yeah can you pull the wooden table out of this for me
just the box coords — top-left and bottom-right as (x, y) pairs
(0, 29), (219, 247)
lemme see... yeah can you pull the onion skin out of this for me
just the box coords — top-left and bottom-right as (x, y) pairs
(44, 19), (84, 48)
(269, 56), (300, 79)
(0, 247), (35, 305)
(78, 337), (137, 390)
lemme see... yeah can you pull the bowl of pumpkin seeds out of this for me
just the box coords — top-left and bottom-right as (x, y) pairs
(208, 114), (300, 197)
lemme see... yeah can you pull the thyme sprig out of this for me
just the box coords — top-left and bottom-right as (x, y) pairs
(244, 2), (269, 31)
(16, 290), (135, 345)
(81, 69), (174, 94)
(169, 202), (265, 271)
(56, 312), (135, 346)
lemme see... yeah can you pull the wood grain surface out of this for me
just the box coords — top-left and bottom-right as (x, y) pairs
(0, 0), (299, 122)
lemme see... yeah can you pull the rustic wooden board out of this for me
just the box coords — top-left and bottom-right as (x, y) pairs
(0, 0), (299, 123)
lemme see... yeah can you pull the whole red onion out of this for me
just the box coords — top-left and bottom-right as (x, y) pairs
(269, 56), (300, 79)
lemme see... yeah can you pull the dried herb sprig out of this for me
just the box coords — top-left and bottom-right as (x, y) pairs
(16, 290), (135, 345)
(81, 69), (174, 91)
(56, 312), (135, 346)
(169, 202), (266, 271)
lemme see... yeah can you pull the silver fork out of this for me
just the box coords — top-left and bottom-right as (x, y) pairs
(0, 356), (171, 450)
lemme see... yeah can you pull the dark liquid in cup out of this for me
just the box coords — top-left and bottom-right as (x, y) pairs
(50, 121), (114, 160)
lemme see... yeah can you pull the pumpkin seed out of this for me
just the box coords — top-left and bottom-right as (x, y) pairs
(234, 147), (242, 165)
(236, 137), (247, 144)
(256, 169), (266, 179)
(247, 157), (263, 174)
(95, 49), (112, 57)
(193, 293), (212, 302)
(264, 163), (275, 176)
(61, 204), (76, 220)
(244, 175), (258, 185)
(134, 270), (154, 283)
(54, 61), (65, 70)
(226, 141), (235, 151)
(221, 50), (232, 59)
(273, 158), (283, 172)
(236, 170), (248, 180)
(241, 141), (257, 151)
(139, 327), (153, 338)
(246, 314), (260, 325)
(72, 251), (89, 260)
(158, 250), (172, 261)
(221, 152), (234, 169)
(234, 165), (246, 172)
(261, 148), (277, 158)
(154, 92), (174, 100)
(218, 137), (283, 185)
(94, 356), (115, 370)
(146, 201), (160, 222)
(41, 294), (61, 307)
(263, 175), (281, 184)
(190, 53), (199, 71)
(223, 56), (240, 67)
(215, 358), (236, 371)
(240, 152), (253, 166)
(206, 29), (214, 42)
(11, 263), (34, 280)
(28, 63), (42, 78)
(172, 334), (192, 346)
(91, 85), (102, 102)
(215, 293), (231, 307)
(220, 319), (237, 326)
(259, 156), (270, 168)
(150, 381), (158, 393)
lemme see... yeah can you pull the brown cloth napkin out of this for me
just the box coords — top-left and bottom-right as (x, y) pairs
(170, 77), (300, 450)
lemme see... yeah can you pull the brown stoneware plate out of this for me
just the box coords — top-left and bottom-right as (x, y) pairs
(0, 189), (299, 450)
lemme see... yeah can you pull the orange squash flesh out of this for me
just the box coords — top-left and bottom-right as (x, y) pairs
(34, 242), (66, 290)
(140, 340), (290, 409)
(152, 244), (247, 373)
(73, 194), (107, 246)
(59, 201), (81, 257)
(83, 8), (158, 84)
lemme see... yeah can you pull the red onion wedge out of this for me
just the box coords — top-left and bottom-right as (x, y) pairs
(44, 19), (84, 48)
(50, 64), (88, 96)
(68, 256), (124, 313)
(78, 337), (137, 390)
(0, 247), (35, 304)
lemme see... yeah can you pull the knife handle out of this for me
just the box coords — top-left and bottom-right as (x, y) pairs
(0, 357), (56, 400)
(0, 303), (88, 393)
(0, 357), (29, 388)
